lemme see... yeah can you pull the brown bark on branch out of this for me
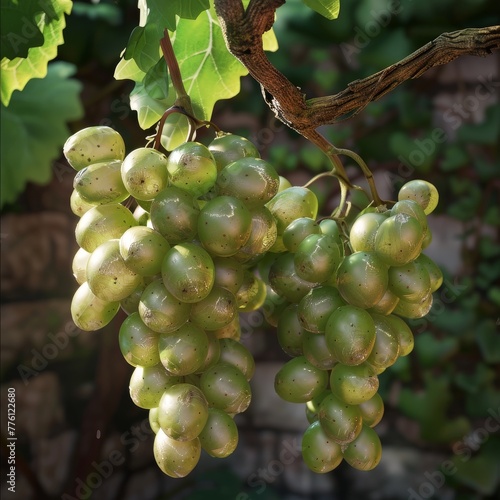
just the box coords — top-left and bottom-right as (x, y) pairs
(214, 0), (500, 133)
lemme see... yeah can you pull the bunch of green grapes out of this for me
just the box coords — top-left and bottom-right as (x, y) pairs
(265, 179), (442, 473)
(65, 126), (282, 477)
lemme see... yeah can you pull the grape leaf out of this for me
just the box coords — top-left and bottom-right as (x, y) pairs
(301, 0), (340, 19)
(124, 23), (161, 72)
(0, 62), (83, 207)
(0, 0), (72, 106)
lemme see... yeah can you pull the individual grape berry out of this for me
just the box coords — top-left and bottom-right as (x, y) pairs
(218, 338), (255, 381)
(64, 126), (125, 171)
(301, 421), (343, 473)
(198, 408), (239, 458)
(153, 429), (201, 478)
(70, 189), (96, 217)
(149, 407), (160, 434)
(319, 218), (342, 242)
(302, 332), (337, 370)
(274, 356), (328, 404)
(282, 217), (321, 252)
(329, 363), (379, 405)
(158, 383), (209, 441)
(388, 261), (431, 303)
(138, 280), (191, 334)
(391, 199), (428, 235)
(71, 282), (119, 331)
(325, 305), (376, 366)
(235, 271), (266, 312)
(336, 251), (389, 309)
(72, 247), (91, 285)
(368, 288), (400, 316)
(158, 322), (209, 376)
(385, 314), (414, 356)
(75, 203), (137, 252)
(349, 212), (389, 252)
(129, 364), (182, 409)
(119, 226), (170, 277)
(358, 393), (384, 428)
(196, 331), (221, 373)
(415, 253), (443, 292)
(342, 424), (382, 471)
(364, 313), (400, 374)
(208, 133), (260, 172)
(318, 392), (363, 445)
(213, 257), (245, 295)
(150, 186), (200, 244)
(86, 239), (142, 302)
(212, 314), (241, 341)
(393, 293), (433, 319)
(190, 286), (236, 331)
(74, 160), (129, 204)
(161, 242), (215, 303)
(119, 312), (160, 367)
(167, 142), (217, 197)
(121, 147), (169, 201)
(398, 179), (439, 215)
(261, 285), (289, 327)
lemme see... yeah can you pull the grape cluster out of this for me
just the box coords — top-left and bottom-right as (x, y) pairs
(64, 125), (442, 477)
(65, 126), (281, 477)
(265, 179), (442, 472)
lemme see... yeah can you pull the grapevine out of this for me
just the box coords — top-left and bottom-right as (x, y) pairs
(65, 29), (444, 479)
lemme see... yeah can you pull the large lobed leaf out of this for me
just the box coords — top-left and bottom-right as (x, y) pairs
(0, 62), (83, 207)
(0, 0), (72, 106)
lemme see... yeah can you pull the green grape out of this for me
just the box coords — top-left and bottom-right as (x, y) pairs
(306, 390), (330, 414)
(158, 383), (209, 441)
(294, 234), (342, 283)
(364, 313), (400, 374)
(269, 252), (316, 303)
(336, 252), (389, 309)
(118, 312), (160, 367)
(298, 286), (345, 334)
(318, 393), (362, 445)
(198, 196), (252, 257)
(167, 142), (217, 197)
(129, 364), (182, 409)
(149, 407), (160, 434)
(393, 293), (433, 319)
(121, 147), (169, 201)
(261, 285), (290, 327)
(301, 421), (343, 473)
(138, 280), (191, 333)
(278, 175), (292, 192)
(161, 243), (215, 303)
(196, 331), (221, 373)
(274, 356), (328, 404)
(154, 429), (201, 478)
(217, 157), (279, 208)
(150, 186), (200, 244)
(213, 257), (245, 295)
(398, 179), (439, 215)
(199, 362), (251, 414)
(63, 126), (125, 171)
(75, 203), (137, 252)
(283, 217), (321, 252)
(74, 160), (129, 205)
(190, 286), (236, 330)
(319, 218), (342, 242)
(70, 189), (96, 217)
(219, 338), (255, 381)
(198, 408), (239, 458)
(119, 226), (170, 277)
(133, 204), (150, 226)
(385, 314), (414, 356)
(120, 279), (147, 315)
(368, 288), (400, 316)
(158, 322), (209, 376)
(349, 212), (389, 252)
(71, 282), (119, 331)
(208, 133), (260, 172)
(72, 247), (91, 285)
(325, 305), (376, 366)
(358, 393), (384, 428)
(277, 304), (305, 357)
(212, 314), (241, 341)
(342, 424), (382, 471)
(391, 199), (428, 235)
(329, 363), (379, 405)
(266, 186), (319, 243)
(232, 207), (277, 263)
(256, 252), (279, 283)
(421, 227), (432, 249)
(86, 239), (142, 302)
(388, 261), (431, 303)
(415, 254), (443, 292)
(235, 271), (266, 312)
(302, 332), (337, 370)
(374, 213), (424, 266)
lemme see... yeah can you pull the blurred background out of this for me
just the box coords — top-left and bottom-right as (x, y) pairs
(1, 0), (499, 499)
